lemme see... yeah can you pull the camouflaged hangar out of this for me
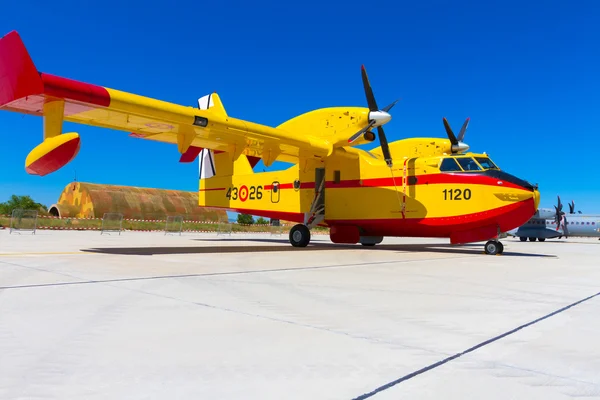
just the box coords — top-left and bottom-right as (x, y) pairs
(48, 182), (227, 221)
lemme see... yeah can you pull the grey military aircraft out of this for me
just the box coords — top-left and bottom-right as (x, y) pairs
(507, 196), (600, 241)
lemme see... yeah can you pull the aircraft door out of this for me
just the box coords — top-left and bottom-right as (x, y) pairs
(271, 181), (280, 203)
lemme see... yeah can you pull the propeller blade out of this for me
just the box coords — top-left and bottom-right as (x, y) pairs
(359, 65), (394, 166)
(382, 99), (399, 113)
(348, 120), (376, 144)
(564, 215), (569, 238)
(377, 126), (393, 167)
(557, 195), (562, 210)
(457, 117), (470, 142)
(442, 117), (458, 145)
(554, 198), (562, 225)
(361, 65), (379, 111)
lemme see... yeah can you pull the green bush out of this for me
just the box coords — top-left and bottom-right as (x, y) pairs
(0, 195), (47, 215)
(237, 213), (254, 225)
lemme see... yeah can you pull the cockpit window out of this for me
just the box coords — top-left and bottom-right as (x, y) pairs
(475, 157), (499, 170)
(456, 157), (482, 171)
(439, 158), (463, 172)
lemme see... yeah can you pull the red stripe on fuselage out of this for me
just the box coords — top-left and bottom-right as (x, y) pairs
(262, 173), (524, 191)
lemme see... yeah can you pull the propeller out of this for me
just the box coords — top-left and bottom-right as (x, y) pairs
(442, 117), (470, 153)
(347, 65), (396, 167)
(554, 196), (569, 238)
(568, 200), (575, 214)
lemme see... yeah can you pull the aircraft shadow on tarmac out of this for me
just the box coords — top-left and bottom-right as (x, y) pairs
(81, 239), (555, 257)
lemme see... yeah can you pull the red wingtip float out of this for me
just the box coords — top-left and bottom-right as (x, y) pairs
(25, 132), (81, 176)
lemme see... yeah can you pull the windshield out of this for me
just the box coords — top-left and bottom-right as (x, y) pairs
(439, 158), (463, 172)
(475, 157), (499, 170)
(456, 157), (482, 171)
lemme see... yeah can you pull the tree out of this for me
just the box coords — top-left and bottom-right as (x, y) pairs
(0, 195), (47, 215)
(256, 217), (268, 225)
(237, 213), (254, 225)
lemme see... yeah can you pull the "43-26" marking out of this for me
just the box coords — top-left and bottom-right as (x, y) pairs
(443, 188), (472, 200)
(226, 185), (263, 202)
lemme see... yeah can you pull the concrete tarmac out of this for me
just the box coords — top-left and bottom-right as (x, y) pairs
(0, 230), (599, 399)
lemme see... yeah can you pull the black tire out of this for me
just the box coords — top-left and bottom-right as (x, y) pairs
(519, 237), (527, 242)
(497, 241), (504, 254)
(484, 240), (500, 255)
(361, 243), (376, 247)
(289, 224), (310, 247)
(528, 237), (537, 242)
(538, 238), (546, 242)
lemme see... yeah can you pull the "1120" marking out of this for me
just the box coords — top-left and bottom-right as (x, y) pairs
(443, 188), (472, 200)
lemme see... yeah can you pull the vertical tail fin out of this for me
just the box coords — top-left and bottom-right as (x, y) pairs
(198, 93), (227, 117)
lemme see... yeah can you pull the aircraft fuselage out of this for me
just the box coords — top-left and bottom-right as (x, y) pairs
(199, 138), (540, 245)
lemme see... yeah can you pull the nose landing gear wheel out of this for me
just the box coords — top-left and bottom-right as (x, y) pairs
(289, 224), (311, 247)
(484, 240), (504, 255)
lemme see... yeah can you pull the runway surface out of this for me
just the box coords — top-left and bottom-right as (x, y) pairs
(1, 230), (599, 399)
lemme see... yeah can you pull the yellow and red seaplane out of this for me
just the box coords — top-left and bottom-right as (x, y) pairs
(0, 30), (539, 254)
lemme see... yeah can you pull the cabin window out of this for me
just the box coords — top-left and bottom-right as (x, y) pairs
(475, 157), (499, 170)
(456, 157), (483, 171)
(439, 158), (463, 172)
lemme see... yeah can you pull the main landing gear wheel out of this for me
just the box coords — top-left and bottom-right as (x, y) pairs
(484, 240), (504, 255)
(538, 238), (546, 242)
(359, 236), (383, 247)
(289, 224), (311, 247)
(520, 237), (527, 242)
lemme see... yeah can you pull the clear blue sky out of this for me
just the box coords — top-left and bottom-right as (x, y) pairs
(1, 0), (599, 213)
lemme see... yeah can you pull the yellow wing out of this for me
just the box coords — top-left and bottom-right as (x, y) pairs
(0, 30), (379, 175)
